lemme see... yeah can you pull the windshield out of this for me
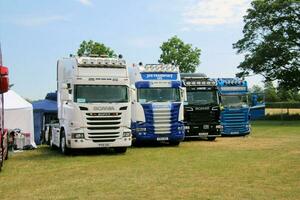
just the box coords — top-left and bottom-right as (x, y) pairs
(74, 85), (128, 103)
(138, 88), (180, 103)
(187, 90), (218, 105)
(221, 95), (248, 108)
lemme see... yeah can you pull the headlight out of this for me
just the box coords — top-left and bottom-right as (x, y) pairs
(71, 133), (84, 139)
(123, 132), (132, 137)
(136, 127), (146, 132)
(216, 125), (223, 129)
(203, 125), (209, 129)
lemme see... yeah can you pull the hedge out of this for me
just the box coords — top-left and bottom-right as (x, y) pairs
(266, 102), (300, 109)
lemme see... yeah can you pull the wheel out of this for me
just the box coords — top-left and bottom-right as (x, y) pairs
(60, 131), (71, 155)
(4, 149), (8, 160)
(207, 137), (216, 141)
(169, 141), (180, 146)
(114, 147), (127, 153)
(46, 127), (52, 145)
(49, 132), (55, 149)
(0, 149), (3, 171)
(4, 135), (8, 160)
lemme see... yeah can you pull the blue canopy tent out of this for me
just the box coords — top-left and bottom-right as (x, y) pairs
(32, 92), (57, 145)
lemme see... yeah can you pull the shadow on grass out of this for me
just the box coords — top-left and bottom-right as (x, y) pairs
(131, 141), (182, 148)
(183, 138), (218, 142)
(12, 146), (129, 161)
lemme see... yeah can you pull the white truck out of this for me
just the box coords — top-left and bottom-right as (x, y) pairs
(46, 55), (132, 154)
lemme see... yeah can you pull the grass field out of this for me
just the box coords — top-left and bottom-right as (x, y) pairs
(0, 121), (299, 200)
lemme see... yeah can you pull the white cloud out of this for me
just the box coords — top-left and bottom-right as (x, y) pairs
(77, 0), (92, 6)
(183, 0), (250, 26)
(15, 15), (69, 27)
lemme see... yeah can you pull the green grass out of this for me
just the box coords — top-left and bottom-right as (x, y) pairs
(1, 121), (299, 200)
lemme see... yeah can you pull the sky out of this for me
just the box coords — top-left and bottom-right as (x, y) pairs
(0, 0), (263, 100)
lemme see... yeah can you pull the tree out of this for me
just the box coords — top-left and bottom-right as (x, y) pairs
(233, 0), (300, 91)
(77, 40), (116, 57)
(251, 84), (264, 93)
(264, 81), (279, 102)
(159, 36), (201, 73)
(277, 85), (300, 102)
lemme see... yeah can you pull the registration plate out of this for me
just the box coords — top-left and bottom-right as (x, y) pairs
(98, 143), (110, 147)
(231, 132), (239, 135)
(198, 132), (208, 136)
(157, 137), (169, 141)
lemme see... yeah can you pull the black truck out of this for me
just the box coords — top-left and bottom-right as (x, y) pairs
(181, 73), (221, 141)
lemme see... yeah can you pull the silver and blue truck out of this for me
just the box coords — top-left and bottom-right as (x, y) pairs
(130, 63), (186, 145)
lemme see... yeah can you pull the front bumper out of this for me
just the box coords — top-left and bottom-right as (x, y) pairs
(68, 137), (132, 148)
(184, 123), (221, 138)
(134, 132), (184, 142)
(221, 124), (251, 136)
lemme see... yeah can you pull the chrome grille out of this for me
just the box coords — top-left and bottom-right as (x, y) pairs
(85, 112), (122, 142)
(153, 109), (171, 134)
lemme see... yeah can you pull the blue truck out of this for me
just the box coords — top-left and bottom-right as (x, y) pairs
(216, 78), (251, 136)
(130, 63), (186, 145)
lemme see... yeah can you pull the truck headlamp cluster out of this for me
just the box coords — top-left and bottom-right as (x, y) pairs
(136, 127), (146, 132)
(139, 64), (178, 72)
(78, 57), (126, 67)
(71, 133), (84, 139)
(185, 80), (216, 86)
(123, 132), (132, 137)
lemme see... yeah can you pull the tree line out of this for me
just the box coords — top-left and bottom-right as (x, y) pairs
(251, 82), (300, 102)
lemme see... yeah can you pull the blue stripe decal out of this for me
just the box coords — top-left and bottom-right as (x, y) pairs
(171, 81), (182, 88)
(133, 102), (184, 141)
(135, 81), (150, 88)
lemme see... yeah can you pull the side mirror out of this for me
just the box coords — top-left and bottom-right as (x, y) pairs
(0, 66), (9, 93)
(130, 86), (137, 102)
(61, 83), (68, 89)
(180, 87), (187, 102)
(60, 89), (71, 102)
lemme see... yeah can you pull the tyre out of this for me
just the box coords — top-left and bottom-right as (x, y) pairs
(169, 141), (180, 146)
(60, 131), (71, 155)
(0, 150), (3, 171)
(4, 146), (8, 160)
(5, 135), (9, 160)
(207, 137), (216, 141)
(49, 132), (55, 149)
(46, 127), (52, 145)
(114, 147), (127, 154)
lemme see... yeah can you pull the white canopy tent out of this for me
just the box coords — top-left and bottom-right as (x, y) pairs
(4, 90), (36, 147)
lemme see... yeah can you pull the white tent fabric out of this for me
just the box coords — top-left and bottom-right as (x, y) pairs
(4, 90), (36, 147)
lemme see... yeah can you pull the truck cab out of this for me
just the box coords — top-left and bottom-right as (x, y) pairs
(50, 55), (132, 154)
(0, 65), (9, 171)
(216, 78), (250, 136)
(181, 73), (221, 141)
(250, 93), (265, 120)
(130, 63), (186, 145)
